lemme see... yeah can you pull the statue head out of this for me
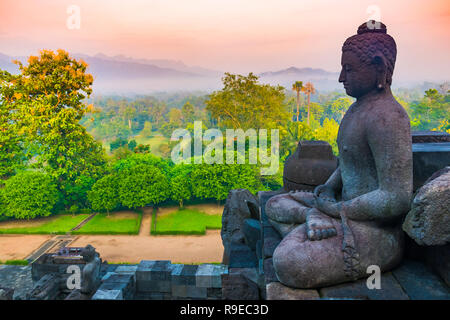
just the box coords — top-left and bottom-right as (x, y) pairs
(81, 244), (96, 262)
(339, 21), (397, 98)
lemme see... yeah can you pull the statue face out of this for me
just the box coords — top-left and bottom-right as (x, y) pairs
(339, 50), (378, 98)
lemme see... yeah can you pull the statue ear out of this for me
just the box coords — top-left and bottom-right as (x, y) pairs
(373, 54), (387, 89)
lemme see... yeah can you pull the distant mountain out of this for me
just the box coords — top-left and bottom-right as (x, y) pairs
(259, 66), (338, 78)
(258, 67), (342, 91)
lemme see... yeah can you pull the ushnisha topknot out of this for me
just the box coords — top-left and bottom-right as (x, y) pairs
(342, 21), (397, 84)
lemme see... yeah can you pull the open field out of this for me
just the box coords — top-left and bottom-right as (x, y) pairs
(152, 209), (222, 235)
(73, 211), (142, 235)
(0, 215), (89, 234)
(101, 133), (169, 157)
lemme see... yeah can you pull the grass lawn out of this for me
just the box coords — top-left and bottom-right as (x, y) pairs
(152, 208), (222, 235)
(74, 212), (142, 235)
(0, 214), (89, 234)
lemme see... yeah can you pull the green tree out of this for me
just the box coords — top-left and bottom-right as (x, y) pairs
(330, 97), (352, 122)
(118, 164), (170, 209)
(2, 171), (59, 219)
(140, 121), (153, 138)
(302, 82), (316, 125)
(2, 50), (107, 207)
(181, 101), (196, 124)
(88, 174), (119, 215)
(206, 73), (289, 130)
(0, 70), (26, 179)
(170, 165), (192, 208)
(292, 81), (303, 122)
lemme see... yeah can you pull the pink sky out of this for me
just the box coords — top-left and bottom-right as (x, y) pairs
(0, 0), (449, 82)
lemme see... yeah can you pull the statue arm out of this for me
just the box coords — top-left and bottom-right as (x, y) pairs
(318, 108), (412, 221)
(324, 167), (342, 192)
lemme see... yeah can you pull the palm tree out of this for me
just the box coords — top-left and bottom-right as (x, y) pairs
(292, 81), (303, 122)
(302, 82), (316, 125)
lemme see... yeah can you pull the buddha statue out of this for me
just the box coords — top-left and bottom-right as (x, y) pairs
(80, 244), (101, 294)
(265, 21), (413, 288)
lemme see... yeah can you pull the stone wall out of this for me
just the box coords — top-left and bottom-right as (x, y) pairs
(92, 261), (228, 300)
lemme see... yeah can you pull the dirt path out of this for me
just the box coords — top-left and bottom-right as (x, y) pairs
(70, 230), (223, 264)
(0, 235), (52, 261)
(139, 207), (153, 236)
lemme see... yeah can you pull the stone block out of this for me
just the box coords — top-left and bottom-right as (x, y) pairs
(263, 232), (282, 259)
(196, 264), (227, 288)
(101, 272), (115, 282)
(92, 289), (123, 300)
(243, 219), (261, 251)
(263, 258), (278, 284)
(172, 265), (198, 286)
(136, 260), (171, 282)
(196, 264), (215, 288)
(403, 167), (450, 246)
(115, 265), (138, 274)
(106, 273), (135, 284)
(221, 189), (259, 264)
(137, 280), (171, 293)
(229, 268), (259, 285)
(186, 286), (207, 299)
(256, 239), (262, 260)
(392, 260), (450, 300)
(412, 131), (450, 143)
(0, 287), (14, 300)
(229, 242), (258, 268)
(207, 287), (222, 300)
(426, 244), (450, 286)
(266, 282), (320, 300)
(171, 285), (188, 298)
(319, 273), (409, 300)
(412, 143), (450, 191)
(222, 273), (260, 300)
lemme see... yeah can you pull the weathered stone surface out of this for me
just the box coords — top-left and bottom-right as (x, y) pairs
(283, 140), (338, 192)
(0, 287), (14, 300)
(319, 273), (409, 300)
(221, 189), (259, 263)
(0, 265), (33, 300)
(412, 131), (450, 143)
(137, 280), (171, 293)
(222, 273), (260, 300)
(426, 244), (450, 286)
(28, 273), (60, 300)
(207, 287), (222, 300)
(114, 265), (138, 274)
(392, 260), (450, 300)
(266, 282), (319, 300)
(228, 242), (258, 268)
(229, 268), (259, 285)
(173, 265), (198, 285)
(263, 258), (278, 284)
(92, 289), (123, 300)
(262, 226), (282, 258)
(136, 260), (171, 282)
(196, 264), (227, 288)
(412, 143), (450, 191)
(403, 168), (450, 246)
(243, 218), (261, 251)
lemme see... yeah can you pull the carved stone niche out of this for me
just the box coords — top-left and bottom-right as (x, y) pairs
(283, 140), (338, 192)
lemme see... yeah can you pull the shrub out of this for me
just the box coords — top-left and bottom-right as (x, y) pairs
(118, 164), (170, 209)
(88, 174), (119, 214)
(2, 171), (59, 219)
